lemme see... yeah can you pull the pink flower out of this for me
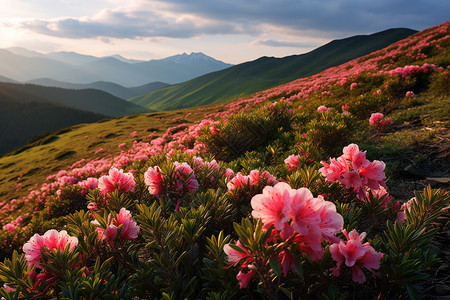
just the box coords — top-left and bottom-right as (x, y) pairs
(98, 168), (136, 195)
(284, 154), (300, 171)
(318, 199), (344, 243)
(261, 171), (278, 185)
(2, 223), (16, 232)
(251, 182), (292, 231)
(78, 177), (98, 195)
(115, 208), (140, 240)
(329, 229), (382, 283)
(340, 170), (363, 189)
(118, 142), (126, 148)
(224, 240), (252, 266)
(369, 113), (392, 128)
(289, 188), (322, 236)
(321, 144), (386, 199)
(248, 170), (260, 185)
(278, 250), (296, 275)
(209, 126), (219, 135)
(227, 172), (248, 191)
(87, 202), (98, 211)
(405, 91), (415, 97)
(104, 225), (118, 243)
(225, 168), (235, 180)
(369, 113), (384, 126)
(173, 162), (198, 193)
(359, 160), (386, 190)
(350, 82), (358, 90)
(319, 157), (349, 182)
(317, 105), (330, 113)
(144, 166), (164, 196)
(397, 197), (416, 223)
(23, 230), (78, 267)
(3, 284), (15, 293)
(236, 269), (256, 289)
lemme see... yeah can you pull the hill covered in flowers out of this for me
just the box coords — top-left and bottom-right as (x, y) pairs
(0, 21), (449, 299)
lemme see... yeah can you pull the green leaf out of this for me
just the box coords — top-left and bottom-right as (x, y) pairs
(269, 257), (281, 277)
(406, 284), (416, 300)
(294, 257), (304, 277)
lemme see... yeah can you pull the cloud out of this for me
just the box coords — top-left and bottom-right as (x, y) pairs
(18, 1), (258, 39)
(15, 0), (450, 40)
(251, 39), (320, 48)
(156, 0), (450, 35)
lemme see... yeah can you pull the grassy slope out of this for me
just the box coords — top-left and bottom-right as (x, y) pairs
(0, 105), (218, 201)
(131, 28), (417, 111)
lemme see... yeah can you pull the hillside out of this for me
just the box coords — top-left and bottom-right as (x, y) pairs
(0, 82), (150, 117)
(0, 82), (151, 155)
(26, 78), (171, 99)
(0, 88), (107, 156)
(0, 22), (448, 299)
(131, 28), (417, 111)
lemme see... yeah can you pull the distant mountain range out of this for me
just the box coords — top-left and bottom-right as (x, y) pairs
(0, 49), (233, 86)
(131, 28), (417, 111)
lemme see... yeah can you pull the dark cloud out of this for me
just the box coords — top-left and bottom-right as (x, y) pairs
(18, 0), (450, 40)
(158, 0), (450, 35)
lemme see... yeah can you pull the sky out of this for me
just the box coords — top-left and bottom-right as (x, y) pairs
(0, 0), (448, 64)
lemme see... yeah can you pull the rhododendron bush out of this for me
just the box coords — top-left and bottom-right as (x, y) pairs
(0, 21), (449, 299)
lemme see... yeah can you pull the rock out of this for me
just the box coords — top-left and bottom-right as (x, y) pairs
(434, 283), (450, 296)
(403, 164), (423, 177)
(425, 177), (450, 187)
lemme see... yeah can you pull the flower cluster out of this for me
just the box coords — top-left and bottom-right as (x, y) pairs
(369, 112), (393, 128)
(144, 161), (199, 196)
(317, 105), (331, 113)
(388, 63), (436, 78)
(251, 182), (344, 259)
(329, 229), (383, 283)
(224, 182), (344, 288)
(93, 207), (140, 244)
(227, 169), (278, 192)
(284, 154), (300, 171)
(320, 144), (386, 199)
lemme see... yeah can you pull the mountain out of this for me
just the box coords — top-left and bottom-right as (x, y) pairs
(0, 49), (76, 82)
(26, 78), (171, 99)
(0, 85), (107, 156)
(0, 50), (233, 86)
(0, 82), (151, 155)
(44, 51), (100, 65)
(0, 82), (150, 117)
(0, 75), (17, 83)
(109, 54), (144, 64)
(130, 28), (417, 111)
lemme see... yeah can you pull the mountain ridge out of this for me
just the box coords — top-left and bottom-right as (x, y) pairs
(130, 27), (418, 110)
(0, 49), (233, 86)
